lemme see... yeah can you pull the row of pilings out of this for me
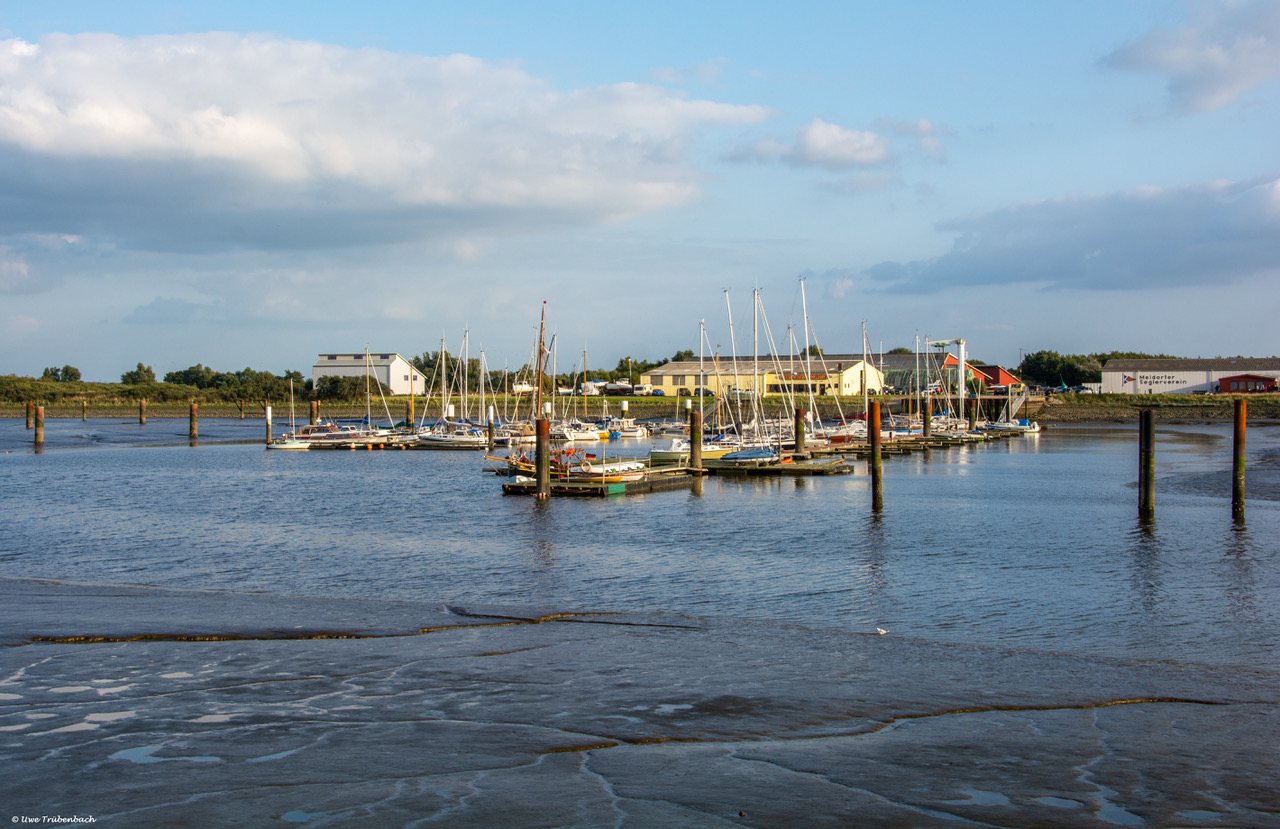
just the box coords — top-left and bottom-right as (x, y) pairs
(1137, 399), (1249, 522)
(23, 398), (1255, 519)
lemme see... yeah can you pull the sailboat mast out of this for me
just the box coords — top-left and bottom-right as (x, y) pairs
(535, 301), (546, 419)
(725, 291), (742, 429)
(861, 321), (868, 422)
(440, 335), (448, 422)
(698, 320), (705, 422)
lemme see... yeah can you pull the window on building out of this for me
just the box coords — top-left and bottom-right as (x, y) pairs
(327, 355), (337, 360)
(380, 354), (391, 360)
(653, 376), (663, 385)
(673, 375), (685, 385)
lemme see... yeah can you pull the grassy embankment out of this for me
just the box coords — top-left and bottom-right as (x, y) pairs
(1034, 393), (1280, 422)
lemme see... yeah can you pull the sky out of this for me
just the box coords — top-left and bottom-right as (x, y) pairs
(1, 0), (1278, 381)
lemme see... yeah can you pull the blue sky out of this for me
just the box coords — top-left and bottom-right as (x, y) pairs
(2, 1), (1278, 380)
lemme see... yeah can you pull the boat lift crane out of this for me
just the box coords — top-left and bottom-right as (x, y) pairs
(926, 336), (966, 423)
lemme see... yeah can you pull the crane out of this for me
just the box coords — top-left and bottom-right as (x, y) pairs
(926, 336), (966, 424)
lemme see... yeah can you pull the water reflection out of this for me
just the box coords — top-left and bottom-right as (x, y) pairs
(1126, 521), (1165, 618)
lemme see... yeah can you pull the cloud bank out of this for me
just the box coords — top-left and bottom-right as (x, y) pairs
(735, 118), (890, 170)
(1103, 0), (1280, 112)
(0, 33), (769, 256)
(854, 174), (1280, 294)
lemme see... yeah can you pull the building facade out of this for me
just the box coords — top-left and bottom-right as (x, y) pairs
(640, 355), (884, 397)
(312, 352), (427, 396)
(1101, 358), (1280, 394)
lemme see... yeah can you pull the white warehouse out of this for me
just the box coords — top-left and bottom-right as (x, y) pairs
(1101, 358), (1280, 395)
(312, 352), (427, 396)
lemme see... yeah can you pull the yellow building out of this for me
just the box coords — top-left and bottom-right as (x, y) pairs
(640, 355), (883, 398)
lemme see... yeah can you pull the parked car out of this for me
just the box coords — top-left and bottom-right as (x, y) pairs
(651, 389), (665, 396)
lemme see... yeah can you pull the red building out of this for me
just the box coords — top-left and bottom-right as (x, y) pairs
(973, 365), (1022, 389)
(1219, 374), (1278, 393)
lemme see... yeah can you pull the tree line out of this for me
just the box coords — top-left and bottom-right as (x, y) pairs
(1014, 351), (1180, 387)
(0, 348), (1210, 404)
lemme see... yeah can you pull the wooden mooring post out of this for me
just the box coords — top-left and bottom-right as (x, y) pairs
(265, 406), (273, 444)
(535, 418), (551, 499)
(1138, 409), (1155, 521)
(25, 401), (33, 429)
(690, 411), (702, 470)
(922, 404), (931, 438)
(81, 400), (87, 421)
(869, 400), (883, 511)
(33, 405), (44, 447)
(139, 399), (147, 425)
(309, 400), (318, 426)
(794, 406), (806, 453)
(189, 403), (198, 440)
(1233, 399), (1246, 521)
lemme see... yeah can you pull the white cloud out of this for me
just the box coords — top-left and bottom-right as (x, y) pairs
(742, 118), (887, 170)
(0, 33), (770, 252)
(0, 248), (36, 292)
(860, 174), (1280, 293)
(1103, 0), (1280, 112)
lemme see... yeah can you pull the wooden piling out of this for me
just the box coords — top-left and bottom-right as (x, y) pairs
(1233, 398), (1246, 521)
(535, 418), (551, 499)
(794, 406), (806, 453)
(309, 400), (318, 426)
(690, 411), (703, 471)
(405, 399), (413, 426)
(967, 398), (977, 432)
(82, 400), (87, 421)
(869, 401), (883, 511)
(26, 401), (33, 429)
(189, 402), (198, 440)
(265, 405), (273, 445)
(922, 404), (931, 438)
(34, 405), (44, 446)
(139, 399), (147, 425)
(238, 399), (246, 420)
(1138, 409), (1155, 521)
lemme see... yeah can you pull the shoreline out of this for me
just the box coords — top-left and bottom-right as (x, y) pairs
(5, 393), (1280, 423)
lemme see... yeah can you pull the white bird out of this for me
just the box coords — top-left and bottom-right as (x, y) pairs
(876, 628), (888, 635)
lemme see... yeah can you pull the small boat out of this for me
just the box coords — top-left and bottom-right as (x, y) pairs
(717, 447), (781, 466)
(412, 420), (490, 448)
(487, 448), (649, 482)
(983, 418), (1041, 434)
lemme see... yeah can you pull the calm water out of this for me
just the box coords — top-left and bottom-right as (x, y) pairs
(2, 417), (1278, 672)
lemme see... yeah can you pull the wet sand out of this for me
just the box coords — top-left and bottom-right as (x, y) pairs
(2, 578), (1277, 827)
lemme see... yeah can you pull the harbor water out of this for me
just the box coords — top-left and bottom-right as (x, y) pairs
(2, 417), (1278, 672)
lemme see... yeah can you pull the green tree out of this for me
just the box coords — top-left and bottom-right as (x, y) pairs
(887, 347), (913, 355)
(121, 363), (157, 384)
(670, 349), (696, 362)
(60, 365), (81, 382)
(40, 367), (61, 381)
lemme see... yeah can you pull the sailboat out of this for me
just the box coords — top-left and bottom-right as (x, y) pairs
(267, 378), (311, 450)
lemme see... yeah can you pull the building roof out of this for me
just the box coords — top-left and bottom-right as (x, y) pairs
(314, 352), (412, 365)
(1103, 358), (1280, 372)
